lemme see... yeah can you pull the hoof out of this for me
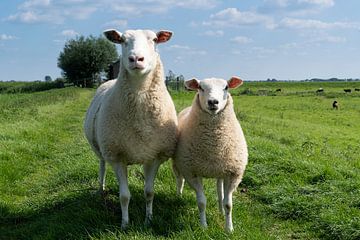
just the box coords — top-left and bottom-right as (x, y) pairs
(144, 215), (153, 227)
(225, 226), (234, 233)
(121, 221), (129, 230)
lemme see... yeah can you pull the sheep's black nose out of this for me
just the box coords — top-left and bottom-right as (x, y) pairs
(128, 55), (144, 63)
(208, 99), (219, 106)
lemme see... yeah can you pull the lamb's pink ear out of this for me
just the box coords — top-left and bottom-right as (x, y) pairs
(185, 78), (200, 91)
(103, 29), (123, 44)
(228, 76), (243, 89)
(156, 30), (172, 44)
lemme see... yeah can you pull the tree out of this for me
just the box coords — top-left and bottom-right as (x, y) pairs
(44, 75), (52, 82)
(58, 35), (118, 87)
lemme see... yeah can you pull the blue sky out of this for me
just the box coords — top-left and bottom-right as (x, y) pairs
(1, 0), (360, 81)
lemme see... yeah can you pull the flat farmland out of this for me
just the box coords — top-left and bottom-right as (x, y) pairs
(1, 81), (359, 239)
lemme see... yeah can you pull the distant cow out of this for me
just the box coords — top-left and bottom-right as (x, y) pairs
(355, 88), (360, 92)
(276, 88), (281, 92)
(344, 89), (351, 93)
(332, 101), (338, 110)
(316, 88), (324, 93)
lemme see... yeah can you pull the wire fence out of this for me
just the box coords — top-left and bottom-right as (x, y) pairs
(166, 80), (186, 92)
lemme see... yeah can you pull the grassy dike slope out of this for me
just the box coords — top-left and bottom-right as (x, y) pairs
(1, 85), (360, 239)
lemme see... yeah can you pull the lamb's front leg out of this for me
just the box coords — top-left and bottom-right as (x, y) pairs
(113, 162), (130, 229)
(217, 178), (224, 215)
(187, 176), (207, 227)
(223, 176), (242, 232)
(143, 160), (161, 226)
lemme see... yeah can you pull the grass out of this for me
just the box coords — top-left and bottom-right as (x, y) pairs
(0, 81), (360, 239)
(0, 80), (65, 94)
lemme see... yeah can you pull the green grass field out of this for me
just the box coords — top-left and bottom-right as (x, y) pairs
(1, 81), (360, 239)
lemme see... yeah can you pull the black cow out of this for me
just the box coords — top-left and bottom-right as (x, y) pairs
(332, 101), (338, 110)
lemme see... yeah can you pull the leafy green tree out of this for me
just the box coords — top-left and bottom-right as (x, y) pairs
(58, 35), (118, 87)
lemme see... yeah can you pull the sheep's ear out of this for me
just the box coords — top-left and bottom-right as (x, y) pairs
(227, 76), (243, 89)
(185, 78), (200, 91)
(104, 29), (123, 44)
(156, 30), (172, 44)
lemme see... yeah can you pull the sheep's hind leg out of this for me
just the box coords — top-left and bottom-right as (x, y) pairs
(217, 178), (224, 215)
(172, 162), (185, 195)
(99, 158), (106, 193)
(223, 176), (242, 232)
(187, 176), (207, 228)
(143, 160), (161, 226)
(113, 162), (130, 230)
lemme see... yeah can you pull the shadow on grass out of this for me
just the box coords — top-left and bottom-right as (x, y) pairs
(0, 186), (192, 240)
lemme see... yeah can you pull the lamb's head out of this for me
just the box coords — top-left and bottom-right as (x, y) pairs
(185, 77), (243, 114)
(104, 29), (172, 77)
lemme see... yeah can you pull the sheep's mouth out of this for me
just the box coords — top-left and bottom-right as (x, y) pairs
(132, 66), (145, 70)
(208, 106), (219, 112)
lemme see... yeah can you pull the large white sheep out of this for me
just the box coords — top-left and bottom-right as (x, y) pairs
(173, 77), (248, 232)
(84, 29), (178, 229)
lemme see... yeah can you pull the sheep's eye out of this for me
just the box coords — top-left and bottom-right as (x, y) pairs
(225, 85), (229, 91)
(153, 37), (158, 43)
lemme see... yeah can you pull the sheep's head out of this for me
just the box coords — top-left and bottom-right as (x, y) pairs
(104, 29), (172, 77)
(185, 77), (243, 115)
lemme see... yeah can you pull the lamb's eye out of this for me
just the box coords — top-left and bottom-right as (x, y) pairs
(153, 37), (158, 42)
(225, 85), (229, 91)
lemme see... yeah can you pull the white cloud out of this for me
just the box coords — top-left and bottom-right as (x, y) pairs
(20, 0), (50, 9)
(174, 0), (218, 9)
(201, 30), (224, 37)
(298, 0), (334, 8)
(232, 46), (276, 59)
(167, 44), (191, 50)
(7, 11), (40, 23)
(108, 0), (217, 16)
(230, 36), (253, 44)
(280, 17), (360, 30)
(61, 29), (79, 38)
(0, 34), (17, 40)
(259, 0), (335, 16)
(309, 36), (347, 43)
(203, 8), (276, 29)
(166, 44), (207, 55)
(7, 0), (218, 24)
(103, 19), (128, 29)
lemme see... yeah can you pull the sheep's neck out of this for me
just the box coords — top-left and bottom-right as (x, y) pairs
(115, 56), (164, 93)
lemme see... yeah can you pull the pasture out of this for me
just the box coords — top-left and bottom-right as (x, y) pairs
(0, 81), (360, 239)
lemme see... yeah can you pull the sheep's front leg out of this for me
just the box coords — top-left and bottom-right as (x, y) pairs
(217, 178), (224, 215)
(113, 162), (130, 229)
(223, 176), (242, 232)
(143, 160), (161, 226)
(187, 176), (207, 227)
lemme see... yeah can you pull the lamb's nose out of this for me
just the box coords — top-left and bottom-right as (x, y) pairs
(208, 99), (219, 106)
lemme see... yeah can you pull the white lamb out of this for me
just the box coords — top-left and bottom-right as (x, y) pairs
(84, 29), (178, 229)
(173, 77), (248, 232)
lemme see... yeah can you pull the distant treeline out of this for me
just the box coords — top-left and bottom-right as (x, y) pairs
(0, 79), (65, 94)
